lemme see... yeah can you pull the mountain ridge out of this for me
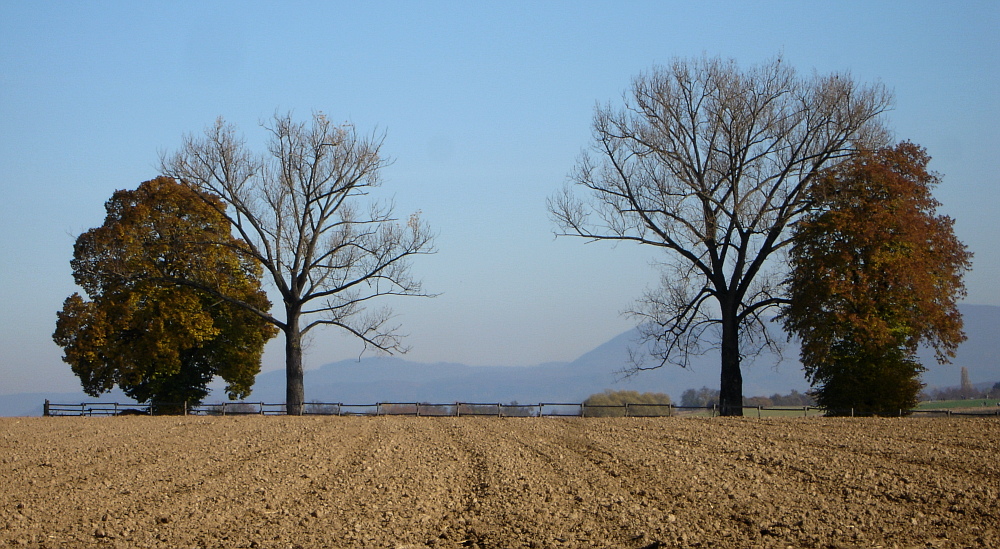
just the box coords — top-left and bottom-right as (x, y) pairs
(4, 304), (996, 416)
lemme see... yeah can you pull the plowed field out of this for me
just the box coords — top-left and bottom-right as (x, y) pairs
(1, 416), (997, 548)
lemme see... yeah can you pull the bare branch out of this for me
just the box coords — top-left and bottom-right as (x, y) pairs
(161, 112), (436, 412)
(549, 55), (891, 414)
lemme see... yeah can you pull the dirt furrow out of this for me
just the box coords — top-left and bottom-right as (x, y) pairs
(2, 416), (997, 548)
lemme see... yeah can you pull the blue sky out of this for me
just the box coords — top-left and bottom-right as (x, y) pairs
(2, 1), (997, 395)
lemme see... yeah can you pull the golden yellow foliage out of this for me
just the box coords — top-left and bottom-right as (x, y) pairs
(53, 177), (277, 408)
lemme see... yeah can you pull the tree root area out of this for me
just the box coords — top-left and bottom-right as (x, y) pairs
(1, 416), (997, 548)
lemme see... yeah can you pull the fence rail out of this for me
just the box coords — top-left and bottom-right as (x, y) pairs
(41, 399), (1000, 418)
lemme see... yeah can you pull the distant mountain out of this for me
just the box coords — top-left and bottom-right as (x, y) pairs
(3, 305), (996, 416)
(242, 304), (998, 405)
(241, 328), (808, 405)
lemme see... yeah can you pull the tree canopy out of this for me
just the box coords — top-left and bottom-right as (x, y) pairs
(549, 55), (891, 415)
(53, 177), (277, 408)
(781, 143), (972, 415)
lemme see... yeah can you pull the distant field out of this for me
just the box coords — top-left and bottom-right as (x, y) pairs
(916, 398), (1000, 410)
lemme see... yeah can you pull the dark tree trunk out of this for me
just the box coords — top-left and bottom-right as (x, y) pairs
(719, 307), (744, 416)
(284, 308), (305, 415)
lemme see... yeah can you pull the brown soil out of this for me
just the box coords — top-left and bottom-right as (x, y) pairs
(1, 416), (997, 548)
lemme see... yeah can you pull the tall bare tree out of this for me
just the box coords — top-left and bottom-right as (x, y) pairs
(162, 112), (435, 414)
(549, 56), (891, 415)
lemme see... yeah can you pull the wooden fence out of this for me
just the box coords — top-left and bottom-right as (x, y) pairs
(41, 399), (1000, 418)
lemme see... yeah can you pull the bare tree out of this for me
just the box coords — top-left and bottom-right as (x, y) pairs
(549, 56), (891, 415)
(162, 112), (435, 414)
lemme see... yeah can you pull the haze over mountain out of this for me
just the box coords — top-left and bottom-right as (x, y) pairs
(4, 305), (996, 416)
(234, 305), (999, 405)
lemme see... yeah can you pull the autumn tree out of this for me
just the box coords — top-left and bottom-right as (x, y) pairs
(161, 112), (435, 415)
(549, 56), (891, 415)
(781, 143), (972, 416)
(53, 177), (277, 410)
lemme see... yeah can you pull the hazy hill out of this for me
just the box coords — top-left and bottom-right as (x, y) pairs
(241, 305), (998, 405)
(3, 305), (996, 415)
(233, 327), (808, 405)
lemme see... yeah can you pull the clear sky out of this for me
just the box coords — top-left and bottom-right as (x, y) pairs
(1, 1), (997, 395)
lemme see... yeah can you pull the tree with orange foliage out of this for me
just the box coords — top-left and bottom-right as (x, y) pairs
(781, 143), (972, 415)
(53, 177), (277, 410)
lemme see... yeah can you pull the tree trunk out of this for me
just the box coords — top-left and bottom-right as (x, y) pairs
(719, 308), (744, 416)
(284, 309), (305, 416)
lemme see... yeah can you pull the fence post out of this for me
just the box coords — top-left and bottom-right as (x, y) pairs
(757, 406), (761, 419)
(624, 403), (630, 418)
(43, 399), (50, 417)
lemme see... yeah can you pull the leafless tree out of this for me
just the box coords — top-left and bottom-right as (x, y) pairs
(549, 56), (891, 415)
(161, 112), (435, 414)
